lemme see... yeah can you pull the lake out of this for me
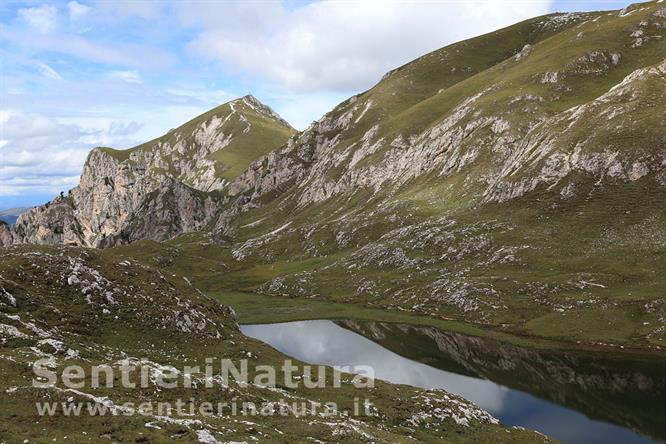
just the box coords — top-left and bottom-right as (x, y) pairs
(241, 319), (666, 444)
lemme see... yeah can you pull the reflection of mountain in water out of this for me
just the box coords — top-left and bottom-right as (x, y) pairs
(337, 320), (666, 442)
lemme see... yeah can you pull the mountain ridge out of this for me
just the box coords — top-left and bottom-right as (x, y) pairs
(188, 1), (666, 349)
(4, 4), (666, 442)
(2, 0), (665, 349)
(2, 95), (294, 247)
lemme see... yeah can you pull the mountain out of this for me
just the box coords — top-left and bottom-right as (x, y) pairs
(206, 2), (665, 348)
(0, 207), (29, 225)
(4, 1), (666, 349)
(4, 95), (293, 247)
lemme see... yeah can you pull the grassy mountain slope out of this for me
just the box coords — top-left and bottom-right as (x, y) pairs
(0, 245), (549, 443)
(110, 1), (666, 350)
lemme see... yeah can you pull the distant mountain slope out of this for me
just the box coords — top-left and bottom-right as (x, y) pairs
(0, 207), (29, 225)
(4, 96), (293, 247)
(228, 4), (665, 209)
(100, 94), (293, 191)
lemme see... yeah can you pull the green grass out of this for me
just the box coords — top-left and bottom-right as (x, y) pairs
(0, 244), (551, 443)
(208, 112), (294, 180)
(77, 1), (666, 354)
(525, 307), (641, 342)
(96, 146), (133, 162)
(213, 290), (484, 332)
(106, 169), (665, 349)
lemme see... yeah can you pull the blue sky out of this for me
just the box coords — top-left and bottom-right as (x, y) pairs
(0, 0), (630, 209)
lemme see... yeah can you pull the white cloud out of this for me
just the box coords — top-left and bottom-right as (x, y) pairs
(35, 62), (63, 80)
(0, 25), (175, 69)
(1, 112), (86, 144)
(0, 111), (91, 195)
(0, 111), (147, 196)
(18, 4), (58, 34)
(98, 0), (166, 19)
(110, 70), (142, 84)
(186, 0), (553, 92)
(164, 87), (231, 106)
(67, 1), (90, 20)
(108, 120), (142, 136)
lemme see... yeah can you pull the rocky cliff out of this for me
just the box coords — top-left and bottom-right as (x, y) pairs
(4, 95), (293, 247)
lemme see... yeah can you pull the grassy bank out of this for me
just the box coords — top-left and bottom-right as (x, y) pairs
(211, 290), (666, 356)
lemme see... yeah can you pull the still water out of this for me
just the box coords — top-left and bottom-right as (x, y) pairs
(241, 319), (666, 444)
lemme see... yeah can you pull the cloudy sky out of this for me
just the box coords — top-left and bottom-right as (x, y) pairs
(0, 0), (627, 209)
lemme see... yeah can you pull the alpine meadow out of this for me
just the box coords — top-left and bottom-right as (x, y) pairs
(1, 1), (665, 443)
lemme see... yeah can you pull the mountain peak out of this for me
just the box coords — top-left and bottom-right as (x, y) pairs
(238, 93), (260, 103)
(231, 94), (294, 130)
(6, 95), (295, 247)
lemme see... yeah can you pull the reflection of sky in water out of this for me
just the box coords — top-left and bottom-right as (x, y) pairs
(241, 320), (662, 444)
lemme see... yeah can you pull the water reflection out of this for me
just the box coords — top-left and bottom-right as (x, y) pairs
(241, 319), (666, 444)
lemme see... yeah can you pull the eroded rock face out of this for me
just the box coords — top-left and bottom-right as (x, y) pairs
(0, 222), (12, 246)
(483, 58), (666, 203)
(11, 197), (83, 246)
(99, 178), (221, 246)
(9, 148), (188, 247)
(227, 57), (665, 212)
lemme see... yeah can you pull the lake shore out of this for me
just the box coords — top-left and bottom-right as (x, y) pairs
(213, 290), (666, 357)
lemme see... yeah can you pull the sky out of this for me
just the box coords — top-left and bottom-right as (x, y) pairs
(0, 0), (630, 209)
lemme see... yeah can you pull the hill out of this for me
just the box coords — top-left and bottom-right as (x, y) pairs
(0, 207), (29, 225)
(4, 1), (666, 349)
